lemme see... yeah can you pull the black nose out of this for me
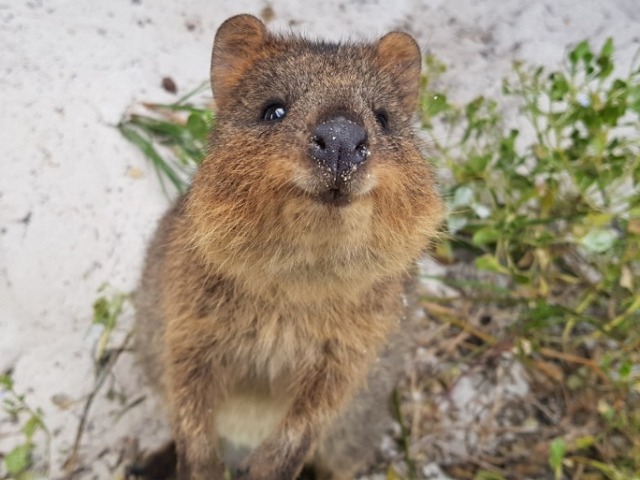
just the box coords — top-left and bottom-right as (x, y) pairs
(310, 116), (369, 175)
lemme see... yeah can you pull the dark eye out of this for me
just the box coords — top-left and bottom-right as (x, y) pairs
(261, 103), (287, 122)
(374, 109), (389, 130)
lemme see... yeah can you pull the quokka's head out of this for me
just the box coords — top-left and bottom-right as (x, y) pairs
(187, 15), (444, 292)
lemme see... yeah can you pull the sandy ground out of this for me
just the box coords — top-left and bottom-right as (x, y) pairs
(0, 0), (638, 478)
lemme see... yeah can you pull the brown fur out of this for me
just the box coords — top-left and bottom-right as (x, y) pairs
(134, 14), (444, 480)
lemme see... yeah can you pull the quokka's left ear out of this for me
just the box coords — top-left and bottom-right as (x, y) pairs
(375, 32), (422, 112)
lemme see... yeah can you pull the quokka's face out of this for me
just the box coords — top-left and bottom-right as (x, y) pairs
(186, 15), (443, 290)
(206, 15), (435, 211)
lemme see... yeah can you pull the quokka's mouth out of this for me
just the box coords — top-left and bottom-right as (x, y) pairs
(317, 187), (352, 207)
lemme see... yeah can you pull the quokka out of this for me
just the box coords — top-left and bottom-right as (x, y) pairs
(134, 14), (444, 480)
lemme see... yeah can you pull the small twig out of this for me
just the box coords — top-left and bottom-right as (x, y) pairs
(63, 330), (134, 477)
(462, 454), (511, 478)
(538, 347), (609, 383)
(113, 395), (146, 424)
(421, 301), (497, 345)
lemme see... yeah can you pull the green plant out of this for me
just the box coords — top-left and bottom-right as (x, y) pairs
(421, 38), (639, 478)
(90, 285), (128, 366)
(118, 82), (213, 194)
(63, 286), (133, 475)
(0, 374), (50, 479)
(549, 437), (567, 480)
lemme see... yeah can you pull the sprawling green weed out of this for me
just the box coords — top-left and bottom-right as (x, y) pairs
(0, 374), (50, 479)
(421, 38), (639, 478)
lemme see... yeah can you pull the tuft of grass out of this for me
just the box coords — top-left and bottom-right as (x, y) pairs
(118, 81), (213, 194)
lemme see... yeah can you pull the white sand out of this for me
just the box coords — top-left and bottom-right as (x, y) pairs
(1, 0), (638, 478)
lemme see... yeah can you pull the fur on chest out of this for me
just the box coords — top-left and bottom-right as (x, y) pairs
(214, 387), (292, 468)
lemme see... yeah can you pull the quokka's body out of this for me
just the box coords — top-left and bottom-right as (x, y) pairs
(135, 14), (444, 480)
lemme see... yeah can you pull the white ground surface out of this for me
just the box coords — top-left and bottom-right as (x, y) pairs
(0, 0), (638, 478)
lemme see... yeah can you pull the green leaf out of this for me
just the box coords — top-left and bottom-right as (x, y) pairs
(475, 254), (510, 274)
(127, 115), (186, 140)
(22, 415), (42, 439)
(467, 152), (491, 174)
(569, 40), (593, 74)
(618, 359), (632, 380)
(549, 72), (570, 101)
(549, 438), (566, 473)
(580, 228), (618, 253)
(599, 37), (614, 58)
(498, 129), (519, 166)
(187, 112), (208, 140)
(596, 55), (614, 79)
(0, 373), (13, 389)
(4, 443), (31, 474)
(629, 83), (640, 114)
(595, 38), (615, 79)
(92, 297), (110, 327)
(530, 302), (566, 323)
(575, 435), (595, 450)
(465, 96), (485, 121)
(472, 227), (501, 246)
(425, 92), (449, 116)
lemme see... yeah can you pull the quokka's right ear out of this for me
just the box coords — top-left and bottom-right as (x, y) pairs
(211, 14), (267, 104)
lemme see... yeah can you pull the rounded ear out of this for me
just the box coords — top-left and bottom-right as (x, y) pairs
(211, 15), (267, 102)
(375, 32), (422, 112)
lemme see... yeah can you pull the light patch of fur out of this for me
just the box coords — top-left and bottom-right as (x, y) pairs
(216, 390), (292, 467)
